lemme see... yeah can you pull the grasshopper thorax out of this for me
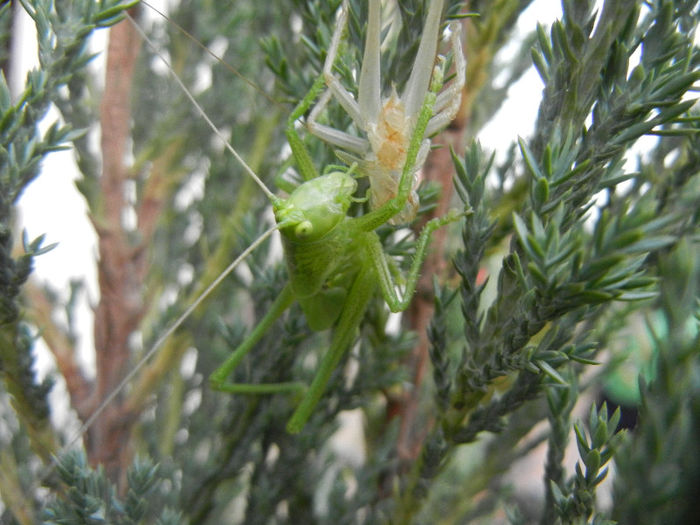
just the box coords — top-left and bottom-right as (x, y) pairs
(275, 171), (357, 243)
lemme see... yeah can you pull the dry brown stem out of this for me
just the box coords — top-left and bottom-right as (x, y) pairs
(88, 9), (143, 483)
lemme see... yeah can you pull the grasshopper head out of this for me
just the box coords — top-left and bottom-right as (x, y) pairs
(275, 171), (357, 243)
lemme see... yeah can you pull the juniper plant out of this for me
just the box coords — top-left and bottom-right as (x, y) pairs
(1, 1), (698, 524)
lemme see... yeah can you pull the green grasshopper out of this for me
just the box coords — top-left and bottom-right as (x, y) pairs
(125, 0), (467, 435)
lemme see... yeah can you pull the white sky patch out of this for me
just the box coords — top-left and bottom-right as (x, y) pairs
(183, 211), (204, 246)
(175, 169), (206, 209)
(179, 347), (199, 379)
(477, 0), (562, 161)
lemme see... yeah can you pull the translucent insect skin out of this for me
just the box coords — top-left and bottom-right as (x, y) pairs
(308, 0), (466, 224)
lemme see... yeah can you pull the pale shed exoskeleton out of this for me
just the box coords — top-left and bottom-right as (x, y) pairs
(308, 0), (466, 224)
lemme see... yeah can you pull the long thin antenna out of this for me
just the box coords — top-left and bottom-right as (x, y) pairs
(63, 224), (280, 451)
(126, 11), (278, 202)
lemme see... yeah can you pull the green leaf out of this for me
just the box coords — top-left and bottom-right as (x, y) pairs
(528, 262), (549, 287)
(526, 233), (546, 259)
(584, 449), (601, 477)
(616, 290), (658, 301)
(533, 177), (550, 211)
(513, 212), (530, 246)
(0, 72), (11, 110)
(531, 48), (550, 83)
(577, 289), (616, 303)
(549, 480), (567, 507)
(620, 235), (676, 254)
(518, 137), (544, 181)
(592, 419), (608, 449)
(609, 407), (621, 433)
(593, 467), (610, 485)
(569, 354), (600, 365)
(94, 0), (140, 25)
(578, 255), (625, 283)
(536, 360), (567, 384)
(537, 23), (553, 63)
(574, 422), (589, 453)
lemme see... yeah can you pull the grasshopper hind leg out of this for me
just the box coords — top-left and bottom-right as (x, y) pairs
(286, 264), (375, 433)
(209, 284), (305, 395)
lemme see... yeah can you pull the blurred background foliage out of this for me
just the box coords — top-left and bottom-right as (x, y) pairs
(0, 0), (698, 523)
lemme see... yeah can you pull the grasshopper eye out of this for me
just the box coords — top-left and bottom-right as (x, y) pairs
(295, 221), (313, 238)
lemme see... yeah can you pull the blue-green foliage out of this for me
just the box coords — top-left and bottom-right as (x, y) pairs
(1, 0), (698, 523)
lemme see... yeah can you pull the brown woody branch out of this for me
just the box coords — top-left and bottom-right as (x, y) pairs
(89, 9), (143, 484)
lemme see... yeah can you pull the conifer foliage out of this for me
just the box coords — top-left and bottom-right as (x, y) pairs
(1, 1), (698, 523)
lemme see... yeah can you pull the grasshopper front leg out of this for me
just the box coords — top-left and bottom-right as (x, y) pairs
(368, 210), (467, 312)
(209, 284), (305, 395)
